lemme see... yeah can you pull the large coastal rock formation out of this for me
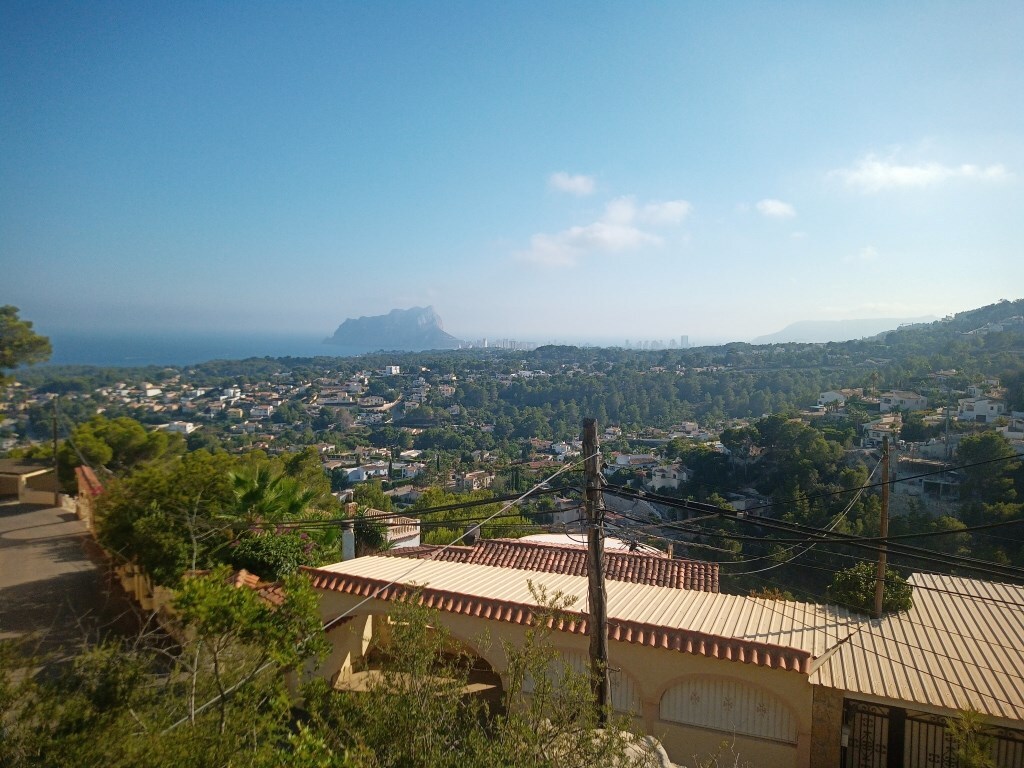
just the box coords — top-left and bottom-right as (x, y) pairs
(324, 307), (461, 353)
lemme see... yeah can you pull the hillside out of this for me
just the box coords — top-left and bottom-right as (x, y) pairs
(752, 316), (936, 344)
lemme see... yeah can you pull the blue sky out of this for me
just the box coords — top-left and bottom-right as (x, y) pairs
(2, 2), (1022, 346)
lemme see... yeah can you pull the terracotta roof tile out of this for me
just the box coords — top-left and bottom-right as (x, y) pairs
(75, 465), (104, 496)
(186, 568), (286, 605)
(232, 568), (262, 589)
(386, 538), (718, 592)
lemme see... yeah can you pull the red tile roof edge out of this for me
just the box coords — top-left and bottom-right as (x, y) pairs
(183, 568), (285, 606)
(75, 465), (104, 497)
(302, 567), (809, 674)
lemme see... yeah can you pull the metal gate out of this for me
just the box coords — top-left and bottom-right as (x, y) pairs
(843, 700), (890, 768)
(843, 699), (1024, 768)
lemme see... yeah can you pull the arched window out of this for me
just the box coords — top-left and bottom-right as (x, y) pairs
(659, 678), (797, 744)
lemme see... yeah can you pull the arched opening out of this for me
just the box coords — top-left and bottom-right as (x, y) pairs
(331, 613), (504, 712)
(659, 676), (798, 744)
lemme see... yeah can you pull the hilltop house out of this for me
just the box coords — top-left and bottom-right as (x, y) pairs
(861, 413), (901, 447)
(163, 421), (198, 434)
(879, 390), (928, 413)
(458, 470), (493, 491)
(614, 454), (659, 470)
(362, 509), (420, 548)
(958, 397), (1007, 423)
(646, 464), (690, 492)
(344, 461), (390, 483)
(817, 391), (847, 408)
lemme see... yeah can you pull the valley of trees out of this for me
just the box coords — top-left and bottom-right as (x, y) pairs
(7, 301), (1024, 596)
(3, 299), (1024, 765)
(12, 300), (1024, 454)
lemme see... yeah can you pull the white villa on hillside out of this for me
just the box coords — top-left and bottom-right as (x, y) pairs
(879, 390), (927, 412)
(958, 397), (1007, 423)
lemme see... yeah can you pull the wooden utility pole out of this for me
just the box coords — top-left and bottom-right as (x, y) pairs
(52, 396), (60, 507)
(582, 418), (610, 722)
(873, 435), (890, 619)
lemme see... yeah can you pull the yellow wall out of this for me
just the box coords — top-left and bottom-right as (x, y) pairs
(313, 590), (814, 768)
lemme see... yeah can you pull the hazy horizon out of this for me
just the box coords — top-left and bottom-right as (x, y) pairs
(4, 3), (1022, 342)
(34, 308), (973, 368)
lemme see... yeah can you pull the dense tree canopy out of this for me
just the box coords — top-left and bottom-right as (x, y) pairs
(96, 443), (341, 585)
(0, 305), (51, 382)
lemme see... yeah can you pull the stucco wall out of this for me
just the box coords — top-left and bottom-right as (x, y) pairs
(314, 590), (814, 768)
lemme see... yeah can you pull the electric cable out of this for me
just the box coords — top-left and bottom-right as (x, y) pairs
(603, 485), (1024, 582)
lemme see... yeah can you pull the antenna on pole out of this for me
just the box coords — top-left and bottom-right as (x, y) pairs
(582, 418), (609, 722)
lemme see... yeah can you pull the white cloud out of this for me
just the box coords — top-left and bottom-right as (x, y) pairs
(843, 245), (880, 264)
(641, 199), (692, 224)
(548, 171), (596, 196)
(833, 153), (1012, 192)
(756, 198), (796, 218)
(603, 196), (637, 225)
(518, 221), (661, 267)
(517, 194), (689, 267)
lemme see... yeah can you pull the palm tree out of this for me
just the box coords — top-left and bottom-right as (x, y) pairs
(230, 463), (319, 525)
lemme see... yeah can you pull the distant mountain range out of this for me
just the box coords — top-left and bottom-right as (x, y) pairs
(752, 316), (937, 345)
(324, 306), (462, 353)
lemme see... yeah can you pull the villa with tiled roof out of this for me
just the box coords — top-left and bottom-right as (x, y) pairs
(303, 555), (1024, 768)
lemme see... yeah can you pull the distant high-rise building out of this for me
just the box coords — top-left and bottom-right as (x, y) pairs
(680, 335), (689, 348)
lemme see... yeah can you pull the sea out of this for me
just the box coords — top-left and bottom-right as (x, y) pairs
(44, 331), (340, 368)
(40, 330), (707, 368)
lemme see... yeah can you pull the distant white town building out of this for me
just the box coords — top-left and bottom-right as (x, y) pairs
(817, 391), (847, 408)
(879, 391), (927, 413)
(958, 397), (1006, 423)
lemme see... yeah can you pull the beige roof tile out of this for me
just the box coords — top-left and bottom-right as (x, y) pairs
(810, 573), (1024, 723)
(304, 556), (862, 674)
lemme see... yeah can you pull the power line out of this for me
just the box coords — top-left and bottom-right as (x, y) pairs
(603, 485), (1024, 582)
(726, 458), (882, 576)
(715, 540), (1024, 615)
(594, 491), (1024, 585)
(606, 502), (1024, 586)
(615, 509), (1024, 548)
(654, 449), (1021, 519)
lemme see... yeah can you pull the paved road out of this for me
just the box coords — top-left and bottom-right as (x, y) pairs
(0, 498), (135, 659)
